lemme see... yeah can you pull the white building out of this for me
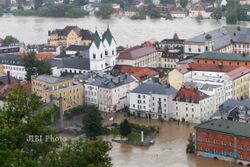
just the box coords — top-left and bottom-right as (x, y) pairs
(129, 82), (177, 120)
(80, 71), (138, 112)
(183, 82), (226, 111)
(172, 87), (216, 123)
(0, 54), (26, 80)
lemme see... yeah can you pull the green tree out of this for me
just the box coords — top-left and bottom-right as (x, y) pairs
(82, 105), (103, 138)
(0, 86), (59, 166)
(160, 0), (175, 4)
(34, 0), (43, 9)
(0, 8), (3, 16)
(211, 7), (222, 21)
(43, 139), (112, 167)
(226, 0), (239, 24)
(119, 119), (132, 137)
(147, 4), (160, 18)
(186, 133), (195, 153)
(226, 7), (237, 24)
(179, 0), (188, 8)
(95, 3), (114, 19)
(23, 53), (52, 81)
(0, 86), (112, 167)
(3, 35), (19, 46)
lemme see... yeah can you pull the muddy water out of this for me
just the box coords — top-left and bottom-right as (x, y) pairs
(108, 115), (241, 167)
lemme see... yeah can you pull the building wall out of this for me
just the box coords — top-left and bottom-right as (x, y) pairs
(168, 69), (184, 90)
(2, 64), (26, 80)
(117, 52), (161, 68)
(129, 92), (174, 120)
(103, 38), (117, 67)
(89, 41), (106, 71)
(193, 58), (250, 69)
(172, 96), (216, 123)
(195, 128), (250, 165)
(159, 57), (179, 69)
(32, 77), (84, 112)
(233, 73), (250, 100)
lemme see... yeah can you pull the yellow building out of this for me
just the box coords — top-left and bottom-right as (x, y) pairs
(48, 26), (93, 47)
(0, 65), (4, 73)
(31, 75), (84, 112)
(227, 67), (250, 100)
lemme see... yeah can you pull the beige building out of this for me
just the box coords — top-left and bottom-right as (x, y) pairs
(48, 26), (93, 47)
(116, 45), (161, 67)
(32, 75), (84, 112)
(172, 87), (216, 123)
(227, 66), (250, 100)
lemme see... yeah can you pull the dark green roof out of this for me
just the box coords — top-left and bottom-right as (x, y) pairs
(93, 31), (101, 48)
(194, 52), (250, 62)
(195, 119), (250, 138)
(102, 28), (113, 45)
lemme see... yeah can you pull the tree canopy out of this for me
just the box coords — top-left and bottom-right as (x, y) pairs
(119, 119), (132, 137)
(3, 35), (19, 46)
(23, 53), (52, 81)
(95, 3), (114, 19)
(0, 86), (112, 167)
(147, 4), (160, 19)
(82, 105), (103, 138)
(211, 7), (223, 21)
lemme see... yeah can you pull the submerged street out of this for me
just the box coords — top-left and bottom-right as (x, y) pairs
(107, 114), (242, 167)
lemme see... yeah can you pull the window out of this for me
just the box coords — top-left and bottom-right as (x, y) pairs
(138, 95), (141, 98)
(105, 51), (108, 55)
(189, 48), (191, 52)
(93, 54), (96, 59)
(100, 54), (103, 58)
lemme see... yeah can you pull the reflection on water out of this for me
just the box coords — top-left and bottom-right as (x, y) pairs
(109, 115), (242, 167)
(1, 14), (250, 46)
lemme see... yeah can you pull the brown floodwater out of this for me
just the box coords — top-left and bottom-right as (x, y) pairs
(107, 114), (242, 167)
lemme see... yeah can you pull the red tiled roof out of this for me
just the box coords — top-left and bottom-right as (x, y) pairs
(174, 87), (209, 103)
(118, 45), (157, 60)
(226, 66), (250, 80)
(119, 65), (159, 81)
(0, 81), (32, 97)
(18, 52), (54, 60)
(176, 63), (239, 74)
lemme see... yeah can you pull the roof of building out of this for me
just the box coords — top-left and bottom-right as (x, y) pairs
(131, 82), (177, 95)
(175, 63), (239, 74)
(62, 57), (90, 70)
(226, 66), (250, 79)
(118, 45), (157, 60)
(102, 27), (114, 45)
(118, 65), (159, 81)
(186, 26), (250, 50)
(195, 119), (250, 138)
(0, 54), (23, 66)
(194, 52), (250, 62)
(92, 31), (101, 48)
(35, 75), (71, 84)
(66, 45), (89, 51)
(183, 82), (221, 92)
(80, 71), (135, 89)
(174, 87), (210, 103)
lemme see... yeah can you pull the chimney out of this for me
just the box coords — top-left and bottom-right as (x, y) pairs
(7, 71), (11, 85)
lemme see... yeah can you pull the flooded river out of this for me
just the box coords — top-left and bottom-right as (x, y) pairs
(1, 14), (250, 46)
(108, 115), (242, 167)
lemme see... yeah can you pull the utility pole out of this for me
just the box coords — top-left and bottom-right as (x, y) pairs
(49, 95), (54, 124)
(59, 96), (64, 131)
